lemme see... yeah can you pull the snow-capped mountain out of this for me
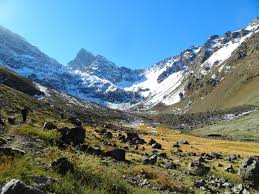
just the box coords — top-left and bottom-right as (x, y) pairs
(0, 18), (258, 111)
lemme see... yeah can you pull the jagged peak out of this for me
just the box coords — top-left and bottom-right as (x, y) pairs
(245, 17), (259, 31)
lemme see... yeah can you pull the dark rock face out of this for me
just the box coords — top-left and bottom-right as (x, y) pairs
(106, 149), (126, 161)
(143, 154), (157, 165)
(1, 179), (46, 194)
(58, 126), (85, 145)
(238, 156), (259, 188)
(51, 157), (74, 175)
(42, 121), (57, 130)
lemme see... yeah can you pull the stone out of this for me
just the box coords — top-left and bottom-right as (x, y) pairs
(165, 162), (177, 169)
(238, 156), (259, 188)
(106, 148), (125, 161)
(51, 157), (74, 175)
(177, 139), (190, 145)
(0, 147), (26, 157)
(58, 126), (85, 145)
(42, 121), (57, 130)
(190, 161), (210, 176)
(1, 179), (46, 194)
(68, 117), (82, 126)
(151, 142), (162, 149)
(80, 144), (101, 155)
(29, 175), (56, 190)
(148, 138), (157, 145)
(7, 117), (16, 125)
(143, 154), (157, 165)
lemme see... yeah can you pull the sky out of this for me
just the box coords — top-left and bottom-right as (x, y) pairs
(0, 0), (258, 69)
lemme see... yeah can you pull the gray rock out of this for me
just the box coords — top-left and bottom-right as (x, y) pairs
(0, 147), (26, 156)
(1, 179), (45, 194)
(42, 121), (57, 130)
(238, 156), (259, 188)
(151, 142), (162, 149)
(106, 148), (125, 161)
(143, 154), (157, 165)
(51, 157), (74, 175)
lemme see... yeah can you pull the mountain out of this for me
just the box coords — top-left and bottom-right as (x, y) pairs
(0, 26), (143, 107)
(0, 18), (258, 111)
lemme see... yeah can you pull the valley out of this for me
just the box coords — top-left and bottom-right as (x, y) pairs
(0, 18), (259, 194)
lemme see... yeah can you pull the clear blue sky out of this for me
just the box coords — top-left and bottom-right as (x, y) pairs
(0, 0), (258, 69)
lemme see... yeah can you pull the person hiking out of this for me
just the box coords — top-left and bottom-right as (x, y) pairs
(21, 108), (29, 123)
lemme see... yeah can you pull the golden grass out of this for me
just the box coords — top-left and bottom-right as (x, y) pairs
(137, 125), (259, 156)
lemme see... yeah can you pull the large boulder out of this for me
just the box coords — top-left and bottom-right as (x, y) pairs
(58, 127), (85, 145)
(1, 179), (45, 194)
(42, 121), (57, 130)
(238, 156), (259, 188)
(106, 148), (125, 161)
(126, 132), (145, 145)
(51, 157), (74, 175)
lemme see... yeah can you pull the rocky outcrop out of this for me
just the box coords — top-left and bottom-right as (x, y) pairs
(1, 179), (45, 194)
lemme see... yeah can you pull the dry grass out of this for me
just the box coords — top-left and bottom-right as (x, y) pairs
(137, 125), (259, 156)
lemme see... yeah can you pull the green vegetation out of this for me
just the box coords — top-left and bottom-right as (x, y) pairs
(17, 124), (59, 141)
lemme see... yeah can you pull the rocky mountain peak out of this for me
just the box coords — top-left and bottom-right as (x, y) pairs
(68, 48), (96, 69)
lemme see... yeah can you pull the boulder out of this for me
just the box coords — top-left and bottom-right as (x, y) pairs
(42, 121), (57, 130)
(68, 117), (82, 126)
(7, 117), (16, 125)
(126, 132), (145, 145)
(224, 165), (235, 173)
(51, 157), (74, 175)
(80, 144), (101, 155)
(148, 138), (157, 145)
(165, 162), (177, 169)
(143, 154), (157, 165)
(177, 139), (190, 145)
(151, 143), (162, 149)
(29, 175), (56, 190)
(238, 156), (259, 188)
(106, 148), (125, 161)
(1, 179), (46, 194)
(189, 161), (210, 176)
(58, 126), (85, 145)
(0, 147), (25, 157)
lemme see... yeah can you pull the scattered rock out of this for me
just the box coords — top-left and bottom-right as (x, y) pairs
(106, 148), (125, 161)
(42, 121), (57, 130)
(126, 132), (145, 145)
(172, 143), (180, 148)
(238, 156), (259, 188)
(231, 184), (251, 194)
(1, 179), (46, 194)
(51, 157), (74, 175)
(143, 154), (157, 165)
